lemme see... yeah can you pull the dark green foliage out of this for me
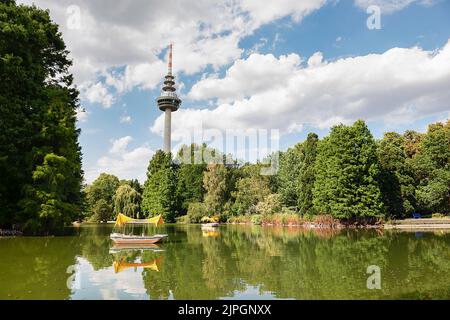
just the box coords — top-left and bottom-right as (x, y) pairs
(313, 120), (385, 219)
(297, 133), (318, 215)
(0, 1), (83, 233)
(413, 121), (449, 213)
(142, 151), (177, 222)
(175, 144), (207, 215)
(92, 199), (112, 223)
(84, 173), (119, 222)
(378, 132), (416, 218)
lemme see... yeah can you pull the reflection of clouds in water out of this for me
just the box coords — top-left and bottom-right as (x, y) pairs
(220, 285), (292, 300)
(72, 257), (147, 300)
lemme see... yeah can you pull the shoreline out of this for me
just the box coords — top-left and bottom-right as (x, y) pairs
(224, 218), (450, 231)
(0, 229), (23, 237)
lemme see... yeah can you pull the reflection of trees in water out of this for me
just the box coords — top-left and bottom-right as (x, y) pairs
(0, 237), (80, 299)
(73, 224), (450, 299)
(79, 225), (113, 270)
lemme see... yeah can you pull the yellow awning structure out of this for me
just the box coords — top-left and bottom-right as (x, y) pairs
(115, 213), (164, 227)
(113, 257), (163, 273)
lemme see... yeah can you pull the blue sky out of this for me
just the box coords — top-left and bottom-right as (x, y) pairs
(20, 0), (450, 182)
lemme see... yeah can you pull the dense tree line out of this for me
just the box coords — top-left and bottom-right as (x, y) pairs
(83, 119), (448, 224)
(3, 1), (448, 231)
(0, 0), (83, 233)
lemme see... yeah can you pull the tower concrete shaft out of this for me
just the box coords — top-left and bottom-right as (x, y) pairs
(156, 44), (181, 154)
(164, 108), (171, 153)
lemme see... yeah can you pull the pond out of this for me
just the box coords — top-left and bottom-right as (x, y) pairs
(0, 224), (449, 300)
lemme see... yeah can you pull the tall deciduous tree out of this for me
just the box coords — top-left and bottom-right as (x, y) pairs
(297, 133), (318, 215)
(203, 163), (228, 215)
(84, 173), (120, 222)
(278, 144), (303, 208)
(113, 184), (142, 218)
(313, 120), (385, 220)
(378, 132), (416, 218)
(232, 164), (271, 215)
(413, 121), (449, 213)
(175, 144), (208, 215)
(142, 151), (177, 221)
(0, 1), (83, 233)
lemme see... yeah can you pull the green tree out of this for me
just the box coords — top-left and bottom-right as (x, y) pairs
(18, 154), (81, 233)
(113, 184), (142, 218)
(232, 164), (271, 215)
(0, 1), (83, 233)
(403, 130), (424, 159)
(378, 132), (416, 218)
(278, 144), (303, 208)
(85, 173), (119, 207)
(413, 121), (449, 213)
(203, 163), (228, 215)
(142, 151), (177, 222)
(120, 179), (143, 195)
(175, 144), (208, 214)
(92, 199), (112, 223)
(313, 120), (385, 220)
(297, 133), (318, 215)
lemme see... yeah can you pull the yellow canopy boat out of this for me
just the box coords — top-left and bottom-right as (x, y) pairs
(110, 214), (168, 244)
(115, 213), (164, 227)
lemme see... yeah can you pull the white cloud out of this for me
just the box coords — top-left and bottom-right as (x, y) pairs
(110, 136), (133, 154)
(354, 0), (436, 13)
(81, 82), (114, 108)
(152, 40), (450, 139)
(120, 115), (132, 124)
(189, 53), (302, 102)
(17, 0), (328, 107)
(85, 136), (154, 183)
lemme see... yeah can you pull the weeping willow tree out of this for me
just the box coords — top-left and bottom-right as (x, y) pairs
(113, 184), (142, 218)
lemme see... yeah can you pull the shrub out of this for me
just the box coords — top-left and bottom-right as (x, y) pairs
(187, 202), (207, 223)
(255, 194), (282, 216)
(432, 213), (447, 218)
(251, 214), (263, 225)
(176, 215), (190, 224)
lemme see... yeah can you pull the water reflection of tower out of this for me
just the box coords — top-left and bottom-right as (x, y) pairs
(156, 44), (182, 153)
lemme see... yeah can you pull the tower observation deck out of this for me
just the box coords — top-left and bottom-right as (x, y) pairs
(156, 44), (182, 153)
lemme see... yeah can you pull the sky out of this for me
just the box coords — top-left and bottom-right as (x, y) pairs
(17, 0), (450, 183)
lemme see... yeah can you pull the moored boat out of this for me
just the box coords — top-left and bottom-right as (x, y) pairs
(201, 222), (219, 228)
(110, 213), (168, 245)
(110, 233), (168, 244)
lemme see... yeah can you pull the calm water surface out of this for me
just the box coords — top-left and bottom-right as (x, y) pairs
(0, 224), (449, 300)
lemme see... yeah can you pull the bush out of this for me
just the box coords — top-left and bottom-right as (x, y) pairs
(432, 213), (447, 218)
(251, 214), (263, 225)
(187, 202), (207, 223)
(176, 215), (190, 224)
(255, 194), (282, 216)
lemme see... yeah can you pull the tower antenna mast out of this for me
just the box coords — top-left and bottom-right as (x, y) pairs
(156, 44), (182, 153)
